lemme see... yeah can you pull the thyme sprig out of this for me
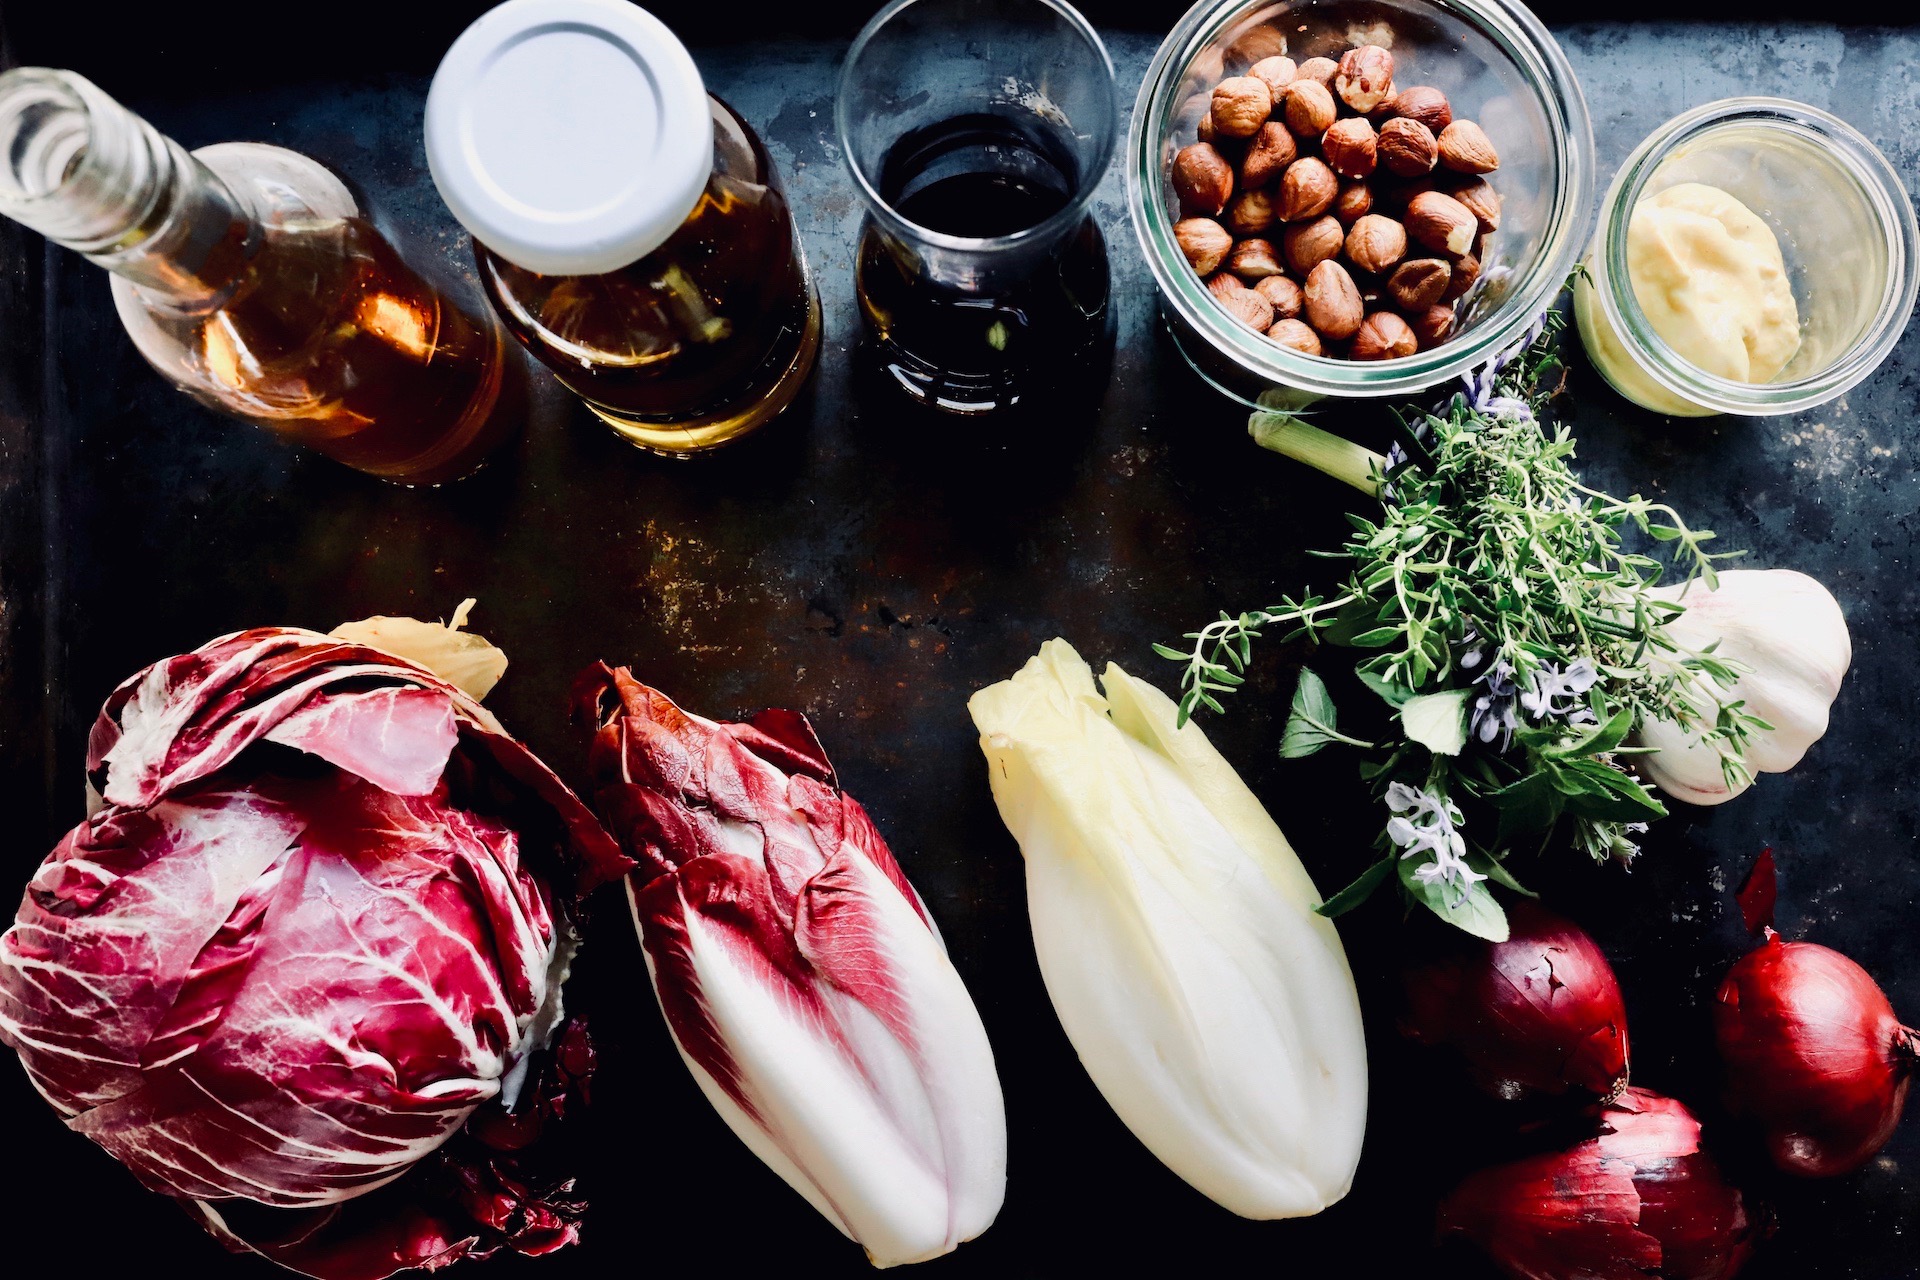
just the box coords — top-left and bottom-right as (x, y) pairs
(1158, 313), (1767, 939)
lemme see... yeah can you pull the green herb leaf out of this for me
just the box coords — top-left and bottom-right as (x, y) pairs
(1544, 706), (1635, 759)
(1558, 759), (1668, 822)
(1358, 669), (1416, 708)
(1469, 848), (1538, 898)
(1281, 668), (1373, 757)
(1491, 770), (1566, 843)
(1315, 855), (1396, 917)
(1402, 689), (1471, 756)
(1398, 854), (1509, 942)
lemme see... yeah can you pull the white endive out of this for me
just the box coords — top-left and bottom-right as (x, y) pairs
(969, 639), (1368, 1218)
(1640, 568), (1852, 806)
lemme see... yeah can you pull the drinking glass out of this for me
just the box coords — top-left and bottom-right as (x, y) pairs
(836, 0), (1118, 415)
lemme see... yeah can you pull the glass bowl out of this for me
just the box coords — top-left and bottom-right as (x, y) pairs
(1128, 0), (1593, 408)
(1573, 98), (1919, 418)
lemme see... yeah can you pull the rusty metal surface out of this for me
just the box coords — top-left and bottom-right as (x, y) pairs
(1, 14), (1918, 1278)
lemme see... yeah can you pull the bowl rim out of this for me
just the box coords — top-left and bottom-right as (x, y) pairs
(1127, 0), (1596, 399)
(1588, 96), (1919, 417)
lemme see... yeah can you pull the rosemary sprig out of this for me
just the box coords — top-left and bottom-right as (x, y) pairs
(1162, 313), (1765, 939)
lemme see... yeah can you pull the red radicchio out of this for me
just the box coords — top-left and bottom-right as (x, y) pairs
(1401, 898), (1631, 1102)
(1438, 1088), (1764, 1280)
(0, 627), (630, 1278)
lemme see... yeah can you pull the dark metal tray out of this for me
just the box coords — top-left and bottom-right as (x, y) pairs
(2, 7), (1917, 1277)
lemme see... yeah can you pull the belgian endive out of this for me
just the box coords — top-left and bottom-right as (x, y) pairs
(969, 639), (1367, 1218)
(577, 665), (1006, 1266)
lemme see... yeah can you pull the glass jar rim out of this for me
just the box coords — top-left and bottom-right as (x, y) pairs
(833, 0), (1118, 257)
(1127, 0), (1595, 399)
(1590, 96), (1918, 417)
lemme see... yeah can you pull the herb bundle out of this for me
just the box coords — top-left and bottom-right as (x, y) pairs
(1160, 314), (1766, 940)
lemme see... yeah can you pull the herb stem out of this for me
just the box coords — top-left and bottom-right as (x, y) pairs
(1249, 412), (1386, 497)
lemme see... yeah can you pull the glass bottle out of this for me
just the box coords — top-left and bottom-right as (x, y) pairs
(836, 0), (1118, 416)
(0, 69), (516, 485)
(426, 0), (820, 457)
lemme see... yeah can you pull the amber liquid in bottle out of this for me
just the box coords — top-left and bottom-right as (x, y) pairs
(126, 207), (515, 485)
(477, 97), (820, 457)
(0, 70), (516, 486)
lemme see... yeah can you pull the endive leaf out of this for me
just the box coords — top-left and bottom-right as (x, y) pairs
(970, 640), (1367, 1220)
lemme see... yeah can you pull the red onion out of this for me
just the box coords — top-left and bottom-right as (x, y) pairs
(1716, 933), (1918, 1177)
(1401, 898), (1630, 1101)
(1438, 1088), (1763, 1280)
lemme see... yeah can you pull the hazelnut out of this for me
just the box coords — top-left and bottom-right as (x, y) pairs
(1227, 237), (1284, 280)
(1296, 56), (1339, 86)
(1407, 303), (1457, 348)
(1266, 317), (1324, 355)
(1449, 177), (1503, 233)
(1226, 24), (1288, 71)
(1351, 310), (1418, 360)
(1211, 77), (1274, 140)
(1321, 117), (1377, 179)
(1174, 217), (1234, 276)
(1248, 56), (1298, 100)
(1345, 213), (1407, 274)
(1226, 188), (1277, 237)
(1255, 274), (1303, 319)
(1443, 251), (1481, 301)
(1277, 156), (1338, 222)
(1374, 175), (1437, 214)
(1385, 257), (1451, 310)
(1283, 215), (1344, 275)
(1196, 111), (1217, 145)
(1207, 272), (1274, 332)
(1282, 79), (1338, 139)
(1333, 181), (1373, 223)
(1240, 123), (1298, 189)
(1365, 95), (1402, 126)
(1437, 120), (1499, 173)
(1334, 46), (1395, 114)
(1172, 142), (1235, 215)
(1406, 190), (1478, 255)
(1387, 85), (1452, 134)
(1303, 259), (1364, 339)
(1377, 117), (1438, 178)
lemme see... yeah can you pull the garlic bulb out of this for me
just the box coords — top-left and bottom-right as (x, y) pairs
(1639, 569), (1851, 806)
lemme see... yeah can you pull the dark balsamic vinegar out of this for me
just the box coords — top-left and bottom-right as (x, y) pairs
(855, 113), (1112, 416)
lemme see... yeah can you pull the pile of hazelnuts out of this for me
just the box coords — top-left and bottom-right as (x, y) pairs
(1171, 40), (1502, 360)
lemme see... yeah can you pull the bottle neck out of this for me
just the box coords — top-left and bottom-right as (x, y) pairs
(0, 68), (259, 310)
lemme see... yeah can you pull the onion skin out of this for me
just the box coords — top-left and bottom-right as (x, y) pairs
(1401, 899), (1630, 1102)
(1715, 934), (1919, 1177)
(1438, 1088), (1763, 1280)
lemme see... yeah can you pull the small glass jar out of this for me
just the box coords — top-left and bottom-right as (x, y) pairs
(836, 0), (1118, 417)
(1575, 98), (1918, 418)
(427, 0), (819, 456)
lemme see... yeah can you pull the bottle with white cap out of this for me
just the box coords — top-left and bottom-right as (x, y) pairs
(426, 0), (821, 456)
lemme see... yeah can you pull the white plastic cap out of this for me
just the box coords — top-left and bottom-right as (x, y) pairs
(425, 0), (713, 276)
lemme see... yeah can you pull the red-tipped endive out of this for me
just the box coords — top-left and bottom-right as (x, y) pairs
(576, 666), (1006, 1267)
(968, 640), (1367, 1218)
